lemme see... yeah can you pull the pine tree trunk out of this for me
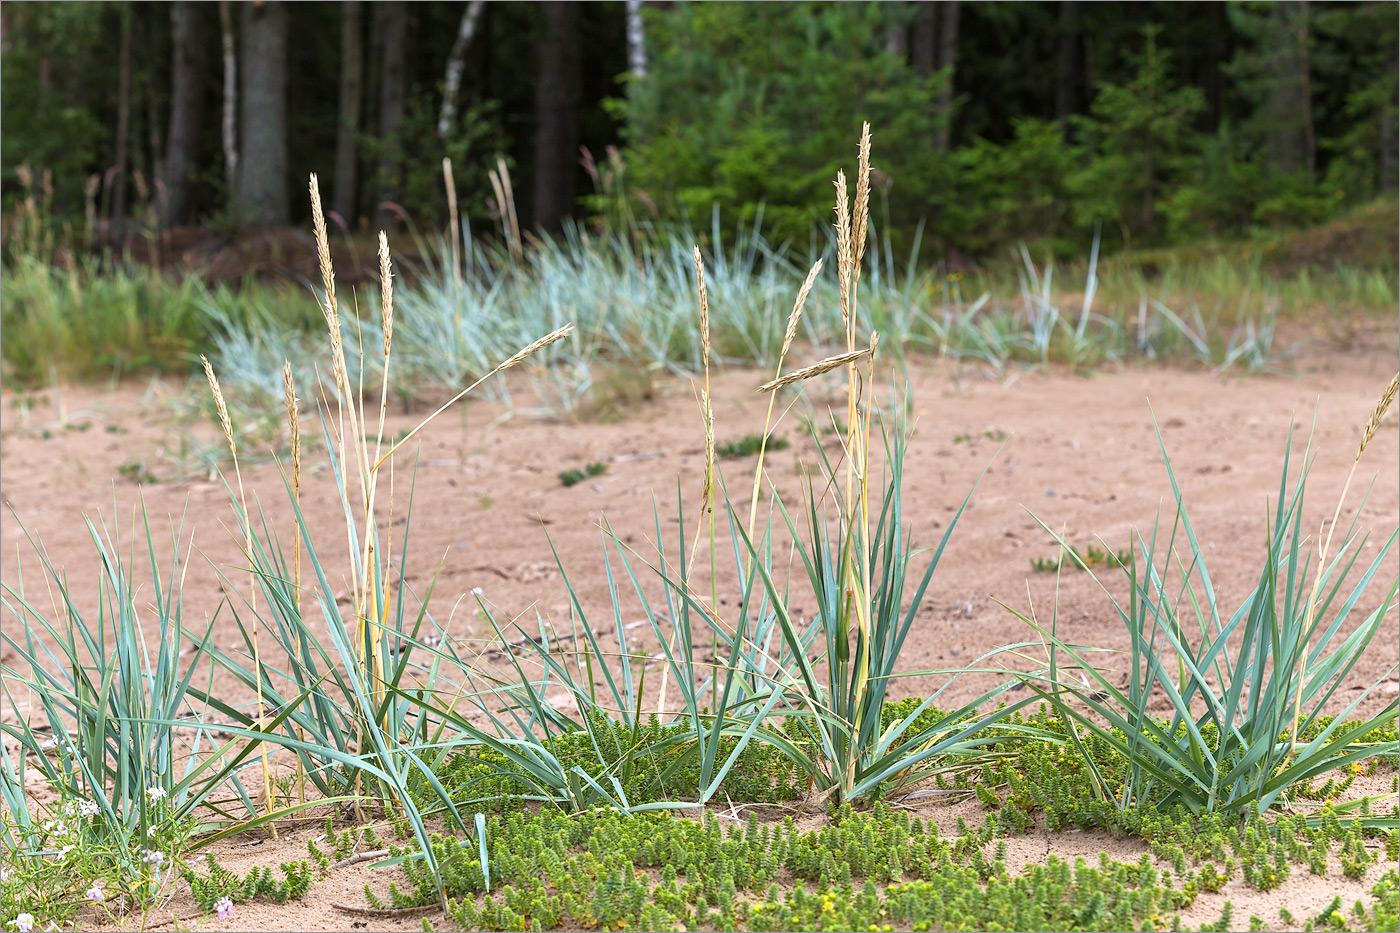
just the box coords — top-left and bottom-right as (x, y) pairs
(218, 1), (238, 199)
(532, 1), (582, 232)
(163, 0), (203, 227)
(238, 0), (290, 226)
(110, 5), (133, 247)
(911, 2), (936, 78)
(1382, 37), (1398, 192)
(1298, 0), (1315, 186)
(1265, 1), (1308, 177)
(375, 0), (407, 231)
(1054, 1), (1085, 121)
(334, 0), (364, 223)
(933, 1), (959, 152)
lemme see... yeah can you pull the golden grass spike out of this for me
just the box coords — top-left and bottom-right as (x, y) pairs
(202, 355), (236, 456)
(308, 173), (337, 317)
(852, 122), (872, 277)
(497, 323), (573, 373)
(758, 346), (874, 393)
(378, 232), (394, 357)
(833, 170), (852, 331)
(1357, 371), (1398, 461)
(782, 258), (823, 358)
(693, 246), (710, 368)
(308, 175), (349, 397)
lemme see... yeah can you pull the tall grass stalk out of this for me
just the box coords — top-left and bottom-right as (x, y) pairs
(1290, 371), (1399, 751)
(282, 361), (305, 805)
(693, 126), (1034, 804)
(200, 355), (275, 830)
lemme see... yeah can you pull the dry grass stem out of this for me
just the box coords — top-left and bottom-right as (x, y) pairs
(281, 359), (305, 804)
(1290, 369), (1400, 752)
(759, 346), (874, 393)
(373, 324), (575, 471)
(282, 361), (302, 616)
(443, 157), (462, 287)
(747, 256), (826, 537)
(490, 157), (522, 265)
(201, 354), (275, 832)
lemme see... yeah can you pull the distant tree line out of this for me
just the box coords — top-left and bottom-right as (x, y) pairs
(1, 1), (1395, 256)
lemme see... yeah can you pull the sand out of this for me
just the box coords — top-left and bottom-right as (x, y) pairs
(2, 338), (1397, 931)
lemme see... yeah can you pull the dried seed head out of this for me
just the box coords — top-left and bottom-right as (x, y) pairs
(282, 361), (300, 478)
(308, 175), (347, 386)
(759, 346), (874, 393)
(378, 232), (394, 357)
(201, 355), (236, 457)
(834, 171), (852, 331)
(693, 246), (710, 367)
(1358, 372), (1399, 461)
(852, 123), (872, 277)
(308, 174), (337, 315)
(782, 258), (823, 359)
(496, 323), (574, 374)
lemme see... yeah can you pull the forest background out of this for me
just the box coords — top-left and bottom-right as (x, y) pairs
(3, 0), (1396, 265)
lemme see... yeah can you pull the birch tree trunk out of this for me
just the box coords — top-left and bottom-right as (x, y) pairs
(625, 0), (646, 79)
(218, 0), (238, 199)
(438, 0), (485, 137)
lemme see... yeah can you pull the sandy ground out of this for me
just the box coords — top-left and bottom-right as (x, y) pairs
(2, 338), (1398, 931)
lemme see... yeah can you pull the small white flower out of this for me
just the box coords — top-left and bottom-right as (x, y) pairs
(42, 820), (67, 837)
(145, 787), (167, 802)
(78, 800), (100, 818)
(142, 849), (164, 867)
(146, 827), (156, 838)
(10, 913), (33, 933)
(86, 881), (105, 903)
(214, 896), (234, 920)
(61, 802), (76, 817)
(0, 866), (9, 882)
(56, 845), (75, 859)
